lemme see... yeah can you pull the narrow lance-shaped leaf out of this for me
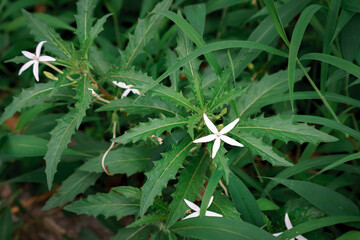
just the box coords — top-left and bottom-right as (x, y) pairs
(237, 69), (304, 119)
(270, 178), (360, 216)
(75, 0), (98, 47)
(167, 152), (208, 227)
(22, 9), (73, 60)
(237, 115), (338, 145)
(113, 116), (188, 144)
(64, 189), (140, 220)
(229, 132), (293, 167)
(0, 82), (72, 125)
(176, 30), (204, 107)
(288, 5), (322, 110)
(74, 76), (92, 128)
(44, 109), (78, 189)
(228, 172), (264, 227)
(82, 13), (112, 57)
(140, 138), (194, 215)
(43, 170), (100, 210)
(120, 0), (172, 69)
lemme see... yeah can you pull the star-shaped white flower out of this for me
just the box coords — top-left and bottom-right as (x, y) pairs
(112, 81), (141, 99)
(19, 41), (56, 82)
(193, 114), (244, 158)
(273, 213), (307, 240)
(183, 196), (223, 220)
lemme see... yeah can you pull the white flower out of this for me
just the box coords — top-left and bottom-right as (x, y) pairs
(273, 213), (307, 240)
(112, 81), (141, 99)
(19, 41), (56, 81)
(193, 114), (244, 158)
(183, 196), (223, 220)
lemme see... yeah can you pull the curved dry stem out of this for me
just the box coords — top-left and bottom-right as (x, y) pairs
(101, 122), (117, 176)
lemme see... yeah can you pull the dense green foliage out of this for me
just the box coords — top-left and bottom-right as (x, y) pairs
(1, 0), (360, 239)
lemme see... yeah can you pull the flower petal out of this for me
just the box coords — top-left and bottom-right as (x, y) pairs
(205, 211), (223, 217)
(184, 199), (200, 212)
(273, 232), (282, 237)
(207, 196), (214, 208)
(220, 135), (244, 147)
(121, 89), (131, 99)
(220, 118), (239, 134)
(18, 60), (35, 75)
(39, 56), (56, 62)
(22, 51), (35, 59)
(131, 88), (141, 95)
(113, 81), (128, 89)
(183, 212), (199, 220)
(193, 134), (216, 143)
(212, 138), (221, 159)
(284, 213), (294, 230)
(203, 114), (218, 134)
(33, 61), (39, 81)
(295, 236), (307, 240)
(36, 41), (46, 57)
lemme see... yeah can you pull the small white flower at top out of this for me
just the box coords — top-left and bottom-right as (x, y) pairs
(193, 114), (244, 158)
(19, 41), (56, 82)
(273, 213), (307, 240)
(112, 81), (141, 99)
(183, 196), (222, 220)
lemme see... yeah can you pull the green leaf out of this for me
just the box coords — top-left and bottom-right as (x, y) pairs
(317, 152), (360, 175)
(184, 3), (206, 36)
(229, 132), (293, 167)
(263, 154), (344, 195)
(167, 153), (208, 227)
(210, 191), (241, 220)
(337, 231), (360, 240)
(113, 116), (188, 144)
(270, 178), (360, 216)
(0, 207), (12, 240)
(111, 186), (142, 201)
(120, 0), (172, 69)
(142, 40), (289, 97)
(288, 5), (322, 109)
(187, 113), (202, 139)
(0, 82), (72, 125)
(237, 69), (304, 119)
(301, 53), (360, 80)
(171, 217), (278, 240)
(43, 170), (100, 210)
(293, 115), (360, 141)
(82, 13), (112, 57)
(278, 216), (360, 240)
(256, 198), (280, 211)
(263, 0), (290, 46)
(228, 172), (264, 227)
(210, 86), (247, 112)
(128, 214), (167, 228)
(44, 109), (79, 189)
(159, 10), (221, 75)
(213, 147), (230, 183)
(208, 0), (310, 107)
(237, 115), (338, 145)
(79, 147), (154, 176)
(22, 9), (73, 60)
(108, 68), (198, 112)
(200, 168), (223, 217)
(0, 168), (45, 185)
(206, 0), (248, 14)
(341, 0), (360, 13)
(75, 0), (98, 48)
(96, 96), (182, 116)
(34, 13), (76, 31)
(0, 135), (86, 158)
(74, 76), (92, 128)
(140, 138), (194, 215)
(110, 226), (151, 240)
(176, 30), (204, 107)
(64, 190), (139, 220)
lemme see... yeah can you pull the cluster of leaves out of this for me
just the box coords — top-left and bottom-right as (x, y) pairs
(1, 0), (360, 239)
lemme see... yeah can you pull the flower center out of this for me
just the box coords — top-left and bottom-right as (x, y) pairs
(33, 56), (39, 60)
(216, 132), (221, 137)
